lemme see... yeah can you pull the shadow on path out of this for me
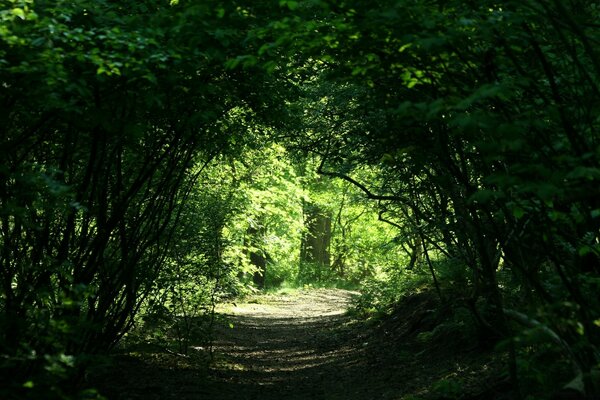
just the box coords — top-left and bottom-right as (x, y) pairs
(204, 289), (375, 400)
(93, 289), (504, 400)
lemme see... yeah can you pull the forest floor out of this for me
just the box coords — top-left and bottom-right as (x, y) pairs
(92, 288), (509, 400)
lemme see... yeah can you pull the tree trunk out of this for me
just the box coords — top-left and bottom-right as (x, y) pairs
(247, 225), (267, 289)
(300, 202), (331, 268)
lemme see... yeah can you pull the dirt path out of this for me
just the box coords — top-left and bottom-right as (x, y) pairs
(95, 289), (503, 400)
(206, 288), (367, 400)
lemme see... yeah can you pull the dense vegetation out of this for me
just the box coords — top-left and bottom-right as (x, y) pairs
(1, 0), (599, 398)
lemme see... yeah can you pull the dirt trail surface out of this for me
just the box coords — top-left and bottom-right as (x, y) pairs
(95, 289), (503, 400)
(208, 288), (365, 400)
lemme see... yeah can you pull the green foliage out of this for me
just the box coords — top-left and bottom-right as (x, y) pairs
(431, 378), (463, 399)
(268, 0), (600, 397)
(215, 146), (400, 291)
(296, 261), (335, 285)
(0, 0), (289, 397)
(2, 0), (600, 398)
(512, 338), (574, 399)
(355, 268), (428, 317)
(220, 144), (305, 287)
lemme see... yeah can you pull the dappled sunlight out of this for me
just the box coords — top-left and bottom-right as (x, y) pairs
(218, 289), (359, 319)
(90, 288), (508, 400)
(207, 289), (370, 395)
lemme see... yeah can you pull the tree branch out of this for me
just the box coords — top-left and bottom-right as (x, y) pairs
(316, 158), (405, 202)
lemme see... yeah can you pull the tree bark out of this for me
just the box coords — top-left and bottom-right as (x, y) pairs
(247, 225), (267, 289)
(300, 202), (331, 268)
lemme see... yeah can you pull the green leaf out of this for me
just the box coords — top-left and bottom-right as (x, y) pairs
(11, 8), (26, 20)
(512, 206), (525, 219)
(566, 166), (600, 180)
(576, 322), (585, 336)
(258, 43), (274, 56)
(398, 43), (412, 53)
(279, 0), (298, 10)
(578, 245), (594, 256)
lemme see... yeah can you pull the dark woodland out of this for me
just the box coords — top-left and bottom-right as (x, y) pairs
(1, 1), (599, 399)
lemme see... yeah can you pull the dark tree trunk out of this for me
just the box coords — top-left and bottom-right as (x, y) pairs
(250, 251), (267, 289)
(300, 202), (331, 267)
(246, 224), (267, 289)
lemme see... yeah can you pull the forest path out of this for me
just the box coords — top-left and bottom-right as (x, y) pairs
(195, 288), (501, 400)
(95, 288), (502, 399)
(205, 288), (374, 400)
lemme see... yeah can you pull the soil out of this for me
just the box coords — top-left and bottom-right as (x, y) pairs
(93, 288), (506, 400)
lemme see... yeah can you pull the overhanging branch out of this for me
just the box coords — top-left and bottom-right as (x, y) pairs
(316, 158), (404, 202)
